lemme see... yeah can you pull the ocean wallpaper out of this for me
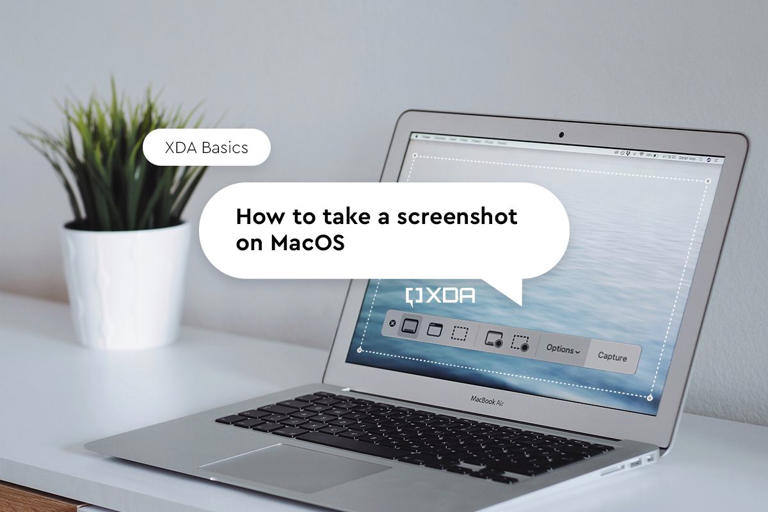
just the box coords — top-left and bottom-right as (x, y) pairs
(346, 143), (719, 415)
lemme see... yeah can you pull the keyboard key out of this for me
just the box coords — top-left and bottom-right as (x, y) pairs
(259, 405), (297, 415)
(297, 431), (406, 459)
(311, 414), (336, 423)
(422, 459), (445, 469)
(587, 444), (613, 455)
(333, 401), (359, 410)
(280, 418), (308, 427)
(234, 418), (265, 428)
(445, 466), (473, 474)
(291, 410), (317, 419)
(253, 422), (283, 432)
(394, 455), (422, 464)
(319, 425), (348, 435)
(278, 400), (310, 409)
(330, 418), (356, 427)
(273, 426), (309, 438)
(215, 415), (247, 424)
(315, 398), (341, 406)
(493, 462), (548, 476)
(263, 414), (290, 423)
(239, 409), (270, 419)
(296, 394), (323, 402)
(301, 421), (325, 430)
(304, 405), (331, 413)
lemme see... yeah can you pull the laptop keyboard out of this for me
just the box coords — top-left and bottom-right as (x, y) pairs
(215, 391), (613, 484)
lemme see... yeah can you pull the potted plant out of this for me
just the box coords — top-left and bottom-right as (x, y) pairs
(18, 80), (207, 350)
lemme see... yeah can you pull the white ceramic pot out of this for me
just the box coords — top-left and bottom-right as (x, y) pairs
(61, 222), (190, 350)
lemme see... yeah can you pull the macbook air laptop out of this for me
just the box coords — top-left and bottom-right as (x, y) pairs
(87, 111), (747, 511)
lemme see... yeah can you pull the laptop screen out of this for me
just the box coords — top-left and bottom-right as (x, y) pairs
(345, 132), (724, 415)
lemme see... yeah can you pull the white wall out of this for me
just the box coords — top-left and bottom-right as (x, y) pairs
(1, 0), (766, 426)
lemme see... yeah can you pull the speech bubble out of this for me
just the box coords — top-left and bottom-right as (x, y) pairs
(143, 128), (271, 166)
(199, 183), (569, 305)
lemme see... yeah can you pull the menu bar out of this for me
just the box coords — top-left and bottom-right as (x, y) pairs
(411, 132), (724, 165)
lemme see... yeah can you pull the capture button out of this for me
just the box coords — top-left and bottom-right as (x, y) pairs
(584, 340), (642, 375)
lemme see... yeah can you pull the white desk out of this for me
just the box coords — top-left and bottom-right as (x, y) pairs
(0, 292), (766, 511)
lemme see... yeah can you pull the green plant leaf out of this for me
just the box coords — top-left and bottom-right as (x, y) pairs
(16, 78), (208, 231)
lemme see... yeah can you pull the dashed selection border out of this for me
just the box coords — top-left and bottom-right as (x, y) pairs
(355, 153), (712, 402)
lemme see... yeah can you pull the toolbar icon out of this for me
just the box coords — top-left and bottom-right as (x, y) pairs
(484, 331), (504, 348)
(427, 322), (443, 337)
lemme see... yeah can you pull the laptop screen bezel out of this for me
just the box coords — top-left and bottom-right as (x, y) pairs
(323, 110), (747, 448)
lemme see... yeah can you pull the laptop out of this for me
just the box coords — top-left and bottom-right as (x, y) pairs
(87, 111), (747, 511)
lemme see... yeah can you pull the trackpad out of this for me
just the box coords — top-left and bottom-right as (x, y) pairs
(200, 444), (389, 493)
